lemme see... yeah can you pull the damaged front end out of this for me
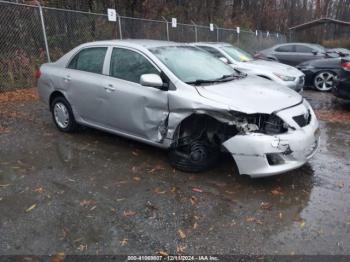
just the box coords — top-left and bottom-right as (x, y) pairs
(169, 99), (320, 177)
(222, 100), (320, 177)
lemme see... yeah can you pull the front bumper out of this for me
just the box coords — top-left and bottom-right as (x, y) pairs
(223, 103), (320, 178)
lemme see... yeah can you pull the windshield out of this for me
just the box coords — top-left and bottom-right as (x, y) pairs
(221, 45), (253, 62)
(149, 46), (237, 83)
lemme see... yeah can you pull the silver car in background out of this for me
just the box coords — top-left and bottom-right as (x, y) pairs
(37, 40), (320, 177)
(193, 42), (305, 92)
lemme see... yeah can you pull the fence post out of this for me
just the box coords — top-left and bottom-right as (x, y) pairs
(38, 4), (50, 62)
(162, 16), (169, 41)
(191, 20), (198, 42)
(215, 24), (219, 42)
(116, 12), (122, 39)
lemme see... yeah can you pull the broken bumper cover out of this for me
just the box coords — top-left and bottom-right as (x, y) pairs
(222, 111), (320, 178)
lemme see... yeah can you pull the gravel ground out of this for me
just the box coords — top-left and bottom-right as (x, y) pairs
(0, 89), (350, 256)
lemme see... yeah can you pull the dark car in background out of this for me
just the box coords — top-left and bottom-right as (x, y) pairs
(256, 43), (331, 66)
(333, 58), (350, 100)
(296, 57), (342, 92)
(328, 48), (350, 57)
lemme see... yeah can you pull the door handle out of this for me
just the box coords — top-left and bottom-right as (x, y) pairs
(63, 75), (71, 82)
(105, 84), (116, 92)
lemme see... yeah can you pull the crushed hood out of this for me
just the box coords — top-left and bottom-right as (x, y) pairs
(241, 60), (304, 77)
(195, 75), (303, 114)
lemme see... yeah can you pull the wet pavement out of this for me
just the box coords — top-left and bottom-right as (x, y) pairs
(0, 90), (350, 255)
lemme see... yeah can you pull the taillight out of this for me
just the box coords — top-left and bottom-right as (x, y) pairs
(35, 69), (41, 79)
(341, 62), (350, 72)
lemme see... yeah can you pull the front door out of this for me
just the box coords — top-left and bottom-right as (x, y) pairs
(102, 47), (169, 142)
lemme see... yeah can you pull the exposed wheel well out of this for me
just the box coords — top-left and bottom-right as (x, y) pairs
(49, 91), (65, 110)
(172, 114), (238, 148)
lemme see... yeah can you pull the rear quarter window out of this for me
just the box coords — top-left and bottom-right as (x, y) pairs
(67, 47), (107, 74)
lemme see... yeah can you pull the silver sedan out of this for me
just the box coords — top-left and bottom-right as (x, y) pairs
(37, 40), (320, 177)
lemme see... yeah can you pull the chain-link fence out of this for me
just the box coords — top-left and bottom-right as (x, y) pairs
(0, 0), (286, 92)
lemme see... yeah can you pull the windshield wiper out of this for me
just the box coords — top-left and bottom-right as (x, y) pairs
(185, 79), (219, 85)
(186, 74), (239, 85)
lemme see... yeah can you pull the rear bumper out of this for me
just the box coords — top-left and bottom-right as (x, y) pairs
(222, 104), (320, 178)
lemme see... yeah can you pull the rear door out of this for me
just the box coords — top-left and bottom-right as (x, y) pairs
(101, 47), (169, 142)
(294, 44), (323, 64)
(63, 46), (110, 124)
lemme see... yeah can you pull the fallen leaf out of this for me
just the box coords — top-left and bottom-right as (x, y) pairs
(279, 212), (283, 219)
(0, 184), (10, 187)
(271, 187), (284, 196)
(192, 187), (203, 193)
(177, 245), (187, 253)
(158, 251), (169, 256)
(52, 252), (65, 262)
(133, 176), (141, 181)
(77, 244), (87, 251)
(90, 206), (96, 211)
(132, 151), (139, 156)
(255, 219), (264, 225)
(178, 229), (186, 239)
(120, 238), (128, 246)
(300, 221), (306, 228)
(148, 164), (165, 173)
(225, 190), (235, 194)
(123, 210), (136, 217)
(246, 217), (256, 222)
(25, 204), (37, 212)
(79, 199), (96, 208)
(260, 202), (272, 210)
(154, 187), (166, 194)
(171, 187), (177, 193)
(193, 222), (198, 229)
(190, 196), (198, 205)
(34, 187), (44, 194)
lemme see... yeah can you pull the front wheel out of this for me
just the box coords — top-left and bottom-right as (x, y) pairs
(168, 138), (220, 173)
(50, 96), (78, 132)
(313, 71), (336, 92)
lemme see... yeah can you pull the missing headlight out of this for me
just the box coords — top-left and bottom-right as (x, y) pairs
(230, 111), (288, 135)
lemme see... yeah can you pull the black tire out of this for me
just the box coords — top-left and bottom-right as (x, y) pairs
(168, 139), (220, 173)
(50, 96), (78, 132)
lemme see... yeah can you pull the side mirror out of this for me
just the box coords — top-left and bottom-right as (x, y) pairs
(219, 57), (229, 64)
(140, 74), (164, 88)
(312, 50), (318, 55)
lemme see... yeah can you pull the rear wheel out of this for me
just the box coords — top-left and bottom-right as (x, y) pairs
(50, 96), (78, 132)
(313, 71), (336, 92)
(168, 135), (220, 173)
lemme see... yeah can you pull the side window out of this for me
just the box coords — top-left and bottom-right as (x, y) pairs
(110, 48), (159, 83)
(275, 45), (294, 52)
(197, 46), (223, 58)
(68, 47), (107, 74)
(295, 45), (313, 53)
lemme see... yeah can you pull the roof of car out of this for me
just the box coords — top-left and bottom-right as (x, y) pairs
(193, 42), (231, 47)
(80, 39), (184, 49)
